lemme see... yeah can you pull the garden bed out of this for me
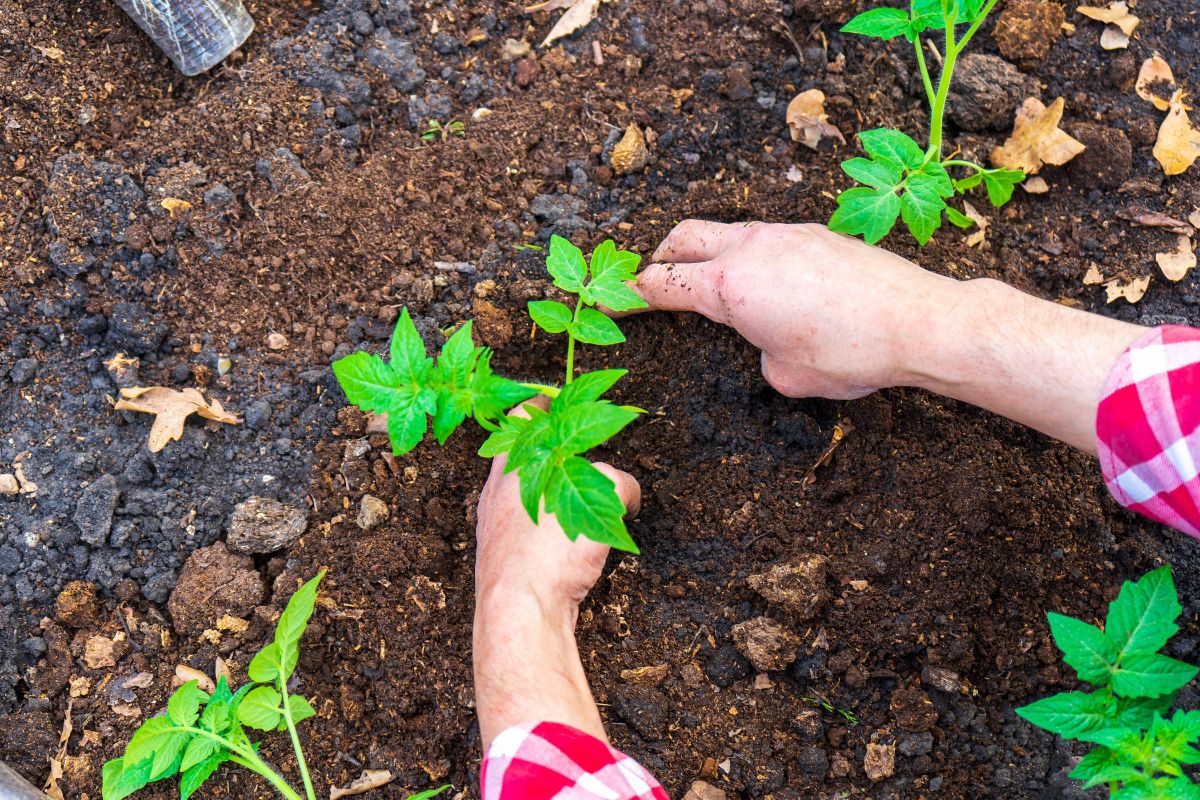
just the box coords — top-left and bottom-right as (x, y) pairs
(2, 0), (1199, 797)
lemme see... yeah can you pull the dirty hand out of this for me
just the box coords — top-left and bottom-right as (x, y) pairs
(473, 401), (641, 747)
(635, 220), (957, 399)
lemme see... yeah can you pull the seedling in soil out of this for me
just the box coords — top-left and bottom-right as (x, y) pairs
(830, 0), (1026, 244)
(103, 573), (449, 800)
(1017, 566), (1200, 797)
(421, 119), (466, 141)
(332, 235), (647, 552)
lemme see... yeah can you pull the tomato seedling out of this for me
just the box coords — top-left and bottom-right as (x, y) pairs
(421, 119), (465, 141)
(830, 0), (1026, 244)
(1017, 566), (1200, 797)
(333, 236), (647, 552)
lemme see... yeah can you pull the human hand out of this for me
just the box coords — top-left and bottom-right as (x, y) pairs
(635, 220), (959, 399)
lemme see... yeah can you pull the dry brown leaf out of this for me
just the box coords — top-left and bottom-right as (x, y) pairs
(175, 664), (216, 694)
(44, 699), (73, 800)
(964, 201), (988, 247)
(610, 124), (650, 175)
(84, 635), (117, 669)
(1190, 209), (1200, 229)
(1023, 176), (1050, 193)
(1154, 93), (1200, 176)
(1104, 275), (1150, 304)
(1136, 55), (1176, 111)
(527, 0), (604, 47)
(1099, 26), (1129, 49)
(1156, 235), (1197, 281)
(34, 44), (65, 61)
(1084, 264), (1105, 284)
(620, 664), (670, 685)
(114, 386), (239, 452)
(330, 769), (394, 800)
(786, 89), (845, 150)
(1077, 2), (1139, 34)
(215, 656), (233, 687)
(992, 97), (1087, 174)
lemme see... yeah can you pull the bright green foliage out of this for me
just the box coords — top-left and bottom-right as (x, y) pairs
(333, 236), (647, 552)
(102, 572), (458, 800)
(831, 0), (1027, 244)
(421, 119), (465, 141)
(1017, 567), (1200, 797)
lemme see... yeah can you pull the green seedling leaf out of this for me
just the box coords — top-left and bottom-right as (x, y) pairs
(556, 369), (627, 406)
(900, 173), (950, 245)
(982, 168), (1025, 206)
(179, 736), (220, 773)
(1069, 747), (1121, 786)
(468, 351), (536, 427)
(547, 234), (587, 292)
(859, 128), (925, 170)
(590, 239), (641, 281)
(841, 157), (903, 190)
(409, 786), (452, 800)
(103, 757), (154, 800)
(550, 401), (640, 455)
(1016, 691), (1116, 740)
(248, 641), (282, 684)
(545, 456), (637, 552)
(126, 716), (190, 780)
(1047, 612), (1118, 685)
(829, 186), (901, 245)
(518, 452), (554, 521)
(945, 206), (974, 228)
(528, 300), (574, 333)
(1116, 693), (1177, 729)
(274, 571), (325, 683)
(572, 308), (625, 345)
(1112, 653), (1199, 699)
(180, 751), (230, 800)
(583, 277), (646, 313)
(237, 686), (283, 731)
(168, 681), (209, 727)
(1107, 566), (1182, 660)
(841, 6), (912, 39)
(284, 694), (317, 728)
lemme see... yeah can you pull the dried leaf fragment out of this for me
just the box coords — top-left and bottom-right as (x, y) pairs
(175, 664), (216, 694)
(1104, 275), (1150, 304)
(34, 44), (65, 61)
(1156, 236), (1197, 281)
(330, 769), (394, 800)
(526, 0), (605, 47)
(786, 89), (845, 150)
(1076, 2), (1139, 44)
(1099, 26), (1129, 50)
(114, 386), (240, 452)
(963, 201), (989, 248)
(610, 123), (650, 175)
(1136, 56), (1176, 111)
(160, 197), (192, 217)
(1083, 264), (1105, 285)
(992, 98), (1086, 174)
(1023, 176), (1050, 193)
(1154, 93), (1200, 177)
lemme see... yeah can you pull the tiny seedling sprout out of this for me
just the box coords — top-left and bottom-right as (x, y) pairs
(830, 0), (1026, 244)
(421, 119), (466, 141)
(333, 235), (648, 552)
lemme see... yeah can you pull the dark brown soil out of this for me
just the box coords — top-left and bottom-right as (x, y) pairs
(3, 0), (1200, 799)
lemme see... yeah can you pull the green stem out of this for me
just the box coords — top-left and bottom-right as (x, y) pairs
(927, 14), (958, 158)
(564, 296), (583, 384)
(170, 727), (303, 800)
(941, 159), (987, 172)
(956, 0), (1000, 52)
(278, 681), (317, 800)
(913, 39), (937, 111)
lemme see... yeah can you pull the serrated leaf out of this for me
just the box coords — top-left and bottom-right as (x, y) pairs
(1016, 691), (1117, 739)
(572, 308), (625, 345)
(1108, 566), (1182, 660)
(180, 751), (230, 800)
(1048, 612), (1118, 685)
(946, 206), (974, 228)
(167, 681), (209, 727)
(900, 182), (947, 245)
(859, 128), (925, 169)
(556, 369), (626, 407)
(954, 172), (985, 191)
(528, 300), (574, 333)
(198, 697), (230, 735)
(841, 157), (903, 190)
(468, 351), (537, 426)
(1116, 693), (1176, 730)
(286, 693), (317, 726)
(389, 308), (432, 383)
(126, 716), (189, 780)
(589, 239), (641, 281)
(274, 572), (325, 684)
(179, 735), (220, 773)
(479, 414), (528, 458)
(248, 641), (282, 684)
(1112, 653), (1198, 698)
(518, 451), (554, 522)
(237, 686), (283, 731)
(583, 277), (647, 312)
(1068, 747), (1120, 786)
(387, 386), (438, 455)
(829, 186), (901, 245)
(1162, 779), (1200, 800)
(841, 6), (912, 39)
(550, 401), (639, 455)
(331, 352), (402, 415)
(505, 406), (553, 471)
(102, 757), (154, 800)
(982, 169), (1025, 206)
(547, 234), (587, 292)
(545, 456), (637, 552)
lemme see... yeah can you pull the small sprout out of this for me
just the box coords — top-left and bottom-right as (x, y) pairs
(333, 236), (648, 552)
(1017, 566), (1200, 797)
(421, 119), (466, 141)
(831, 0), (1026, 244)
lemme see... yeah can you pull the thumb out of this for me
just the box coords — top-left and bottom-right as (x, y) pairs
(593, 462), (642, 519)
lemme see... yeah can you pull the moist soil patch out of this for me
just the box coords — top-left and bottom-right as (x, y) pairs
(2, 0), (1200, 798)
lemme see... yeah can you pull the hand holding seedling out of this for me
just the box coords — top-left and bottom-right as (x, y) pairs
(639, 220), (1144, 453)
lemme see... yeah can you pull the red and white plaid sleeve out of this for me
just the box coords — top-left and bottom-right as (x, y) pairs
(480, 722), (669, 800)
(1097, 325), (1200, 538)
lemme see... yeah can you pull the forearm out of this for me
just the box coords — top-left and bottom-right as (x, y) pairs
(473, 588), (606, 749)
(898, 278), (1145, 454)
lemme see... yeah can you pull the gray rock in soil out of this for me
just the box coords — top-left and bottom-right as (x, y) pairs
(43, 152), (144, 276)
(9, 358), (37, 385)
(947, 54), (1039, 131)
(73, 474), (119, 547)
(141, 571), (175, 605)
(363, 30), (425, 92)
(357, 494), (389, 530)
(612, 685), (670, 741)
(794, 745), (829, 782)
(704, 643), (752, 688)
(898, 731), (934, 757)
(203, 183), (236, 206)
(530, 193), (594, 237)
(256, 149), (312, 191)
(227, 496), (309, 554)
(168, 543), (265, 634)
(106, 302), (168, 355)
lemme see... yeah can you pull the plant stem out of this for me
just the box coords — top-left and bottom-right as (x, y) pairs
(278, 681), (317, 800)
(913, 40), (937, 111)
(926, 16), (958, 158)
(941, 159), (987, 172)
(171, 726), (303, 800)
(956, 0), (1000, 52)
(564, 297), (583, 385)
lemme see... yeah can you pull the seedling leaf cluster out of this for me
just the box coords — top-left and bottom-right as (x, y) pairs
(1017, 567), (1200, 798)
(333, 236), (647, 552)
(831, 0), (1025, 244)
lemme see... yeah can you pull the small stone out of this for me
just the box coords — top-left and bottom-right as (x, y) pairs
(168, 542), (265, 634)
(203, 184), (235, 207)
(10, 358), (37, 385)
(748, 556), (828, 619)
(922, 665), (965, 694)
(0, 474), (18, 496)
(864, 741), (896, 782)
(898, 731), (934, 757)
(227, 496), (308, 554)
(947, 54), (1039, 131)
(620, 664), (670, 686)
(610, 124), (650, 175)
(683, 781), (727, 800)
(55, 581), (99, 628)
(732, 616), (801, 672)
(266, 332), (289, 350)
(795, 746), (829, 782)
(830, 754), (851, 778)
(612, 685), (670, 740)
(513, 57), (538, 87)
(83, 635), (119, 669)
(358, 495), (390, 530)
(216, 357), (232, 376)
(73, 474), (119, 547)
